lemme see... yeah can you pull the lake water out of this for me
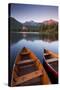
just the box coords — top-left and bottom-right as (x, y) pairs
(9, 32), (58, 85)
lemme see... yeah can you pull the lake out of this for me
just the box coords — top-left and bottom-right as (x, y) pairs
(9, 32), (58, 85)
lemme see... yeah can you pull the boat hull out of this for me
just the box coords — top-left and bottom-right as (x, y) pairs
(11, 47), (51, 86)
(43, 49), (58, 84)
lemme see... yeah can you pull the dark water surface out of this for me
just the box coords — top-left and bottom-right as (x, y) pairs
(9, 32), (58, 85)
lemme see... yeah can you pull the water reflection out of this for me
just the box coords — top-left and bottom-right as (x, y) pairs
(9, 32), (58, 85)
(10, 32), (58, 45)
(10, 32), (58, 65)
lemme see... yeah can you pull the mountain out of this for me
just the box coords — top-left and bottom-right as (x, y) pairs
(43, 19), (57, 25)
(39, 19), (58, 33)
(23, 19), (58, 29)
(9, 17), (58, 33)
(23, 20), (40, 26)
(9, 17), (23, 32)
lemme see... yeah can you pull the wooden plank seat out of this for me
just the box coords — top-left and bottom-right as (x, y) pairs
(44, 53), (50, 56)
(14, 64), (38, 77)
(18, 77), (41, 86)
(13, 70), (43, 86)
(46, 58), (58, 63)
(16, 59), (34, 66)
(44, 54), (52, 59)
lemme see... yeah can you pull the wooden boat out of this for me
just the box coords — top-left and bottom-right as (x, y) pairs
(43, 49), (58, 84)
(11, 47), (51, 86)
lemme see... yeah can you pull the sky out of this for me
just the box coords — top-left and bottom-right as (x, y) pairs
(10, 4), (58, 23)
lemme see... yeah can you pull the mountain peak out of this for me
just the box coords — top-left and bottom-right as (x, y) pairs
(23, 20), (39, 26)
(43, 19), (57, 25)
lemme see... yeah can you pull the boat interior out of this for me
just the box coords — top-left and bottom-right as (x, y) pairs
(11, 47), (44, 86)
(44, 49), (58, 72)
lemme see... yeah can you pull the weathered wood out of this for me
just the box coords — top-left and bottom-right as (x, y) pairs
(43, 49), (58, 84)
(13, 70), (43, 86)
(46, 58), (58, 63)
(44, 49), (58, 58)
(17, 59), (34, 65)
(11, 47), (51, 86)
(44, 53), (50, 56)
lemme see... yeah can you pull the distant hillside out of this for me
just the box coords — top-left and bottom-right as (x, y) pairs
(39, 19), (58, 33)
(9, 17), (23, 32)
(43, 19), (57, 25)
(9, 17), (58, 33)
(23, 20), (42, 32)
